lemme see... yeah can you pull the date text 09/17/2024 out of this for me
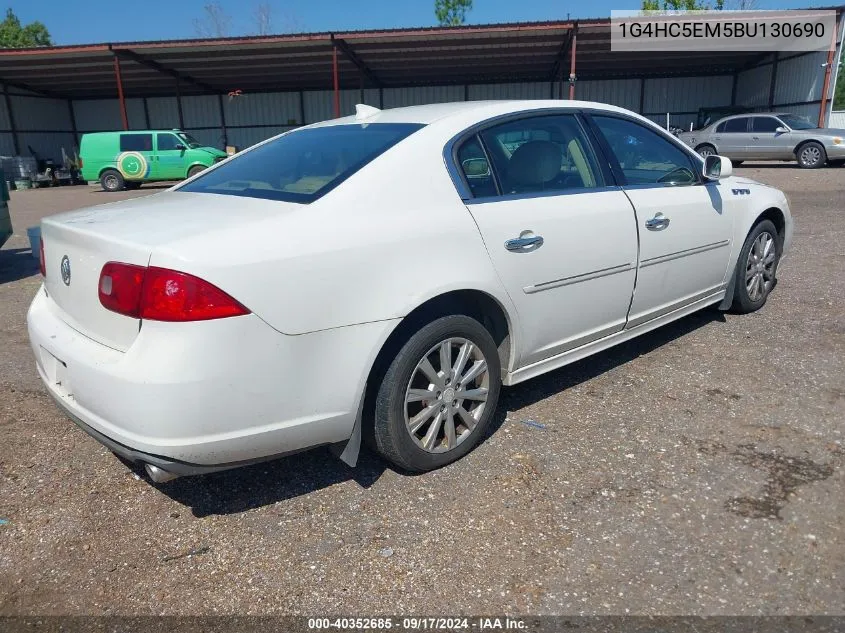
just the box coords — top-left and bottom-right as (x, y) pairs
(307, 617), (529, 630)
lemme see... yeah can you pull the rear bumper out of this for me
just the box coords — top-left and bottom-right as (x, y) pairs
(27, 286), (398, 467)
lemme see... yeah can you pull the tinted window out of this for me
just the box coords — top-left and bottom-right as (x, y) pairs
(180, 123), (423, 203)
(592, 115), (697, 186)
(476, 114), (603, 195)
(722, 118), (749, 133)
(120, 134), (153, 152)
(751, 117), (781, 133)
(456, 135), (497, 198)
(157, 133), (183, 151)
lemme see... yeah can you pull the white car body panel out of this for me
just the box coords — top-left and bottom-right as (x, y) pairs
(26, 99), (793, 473)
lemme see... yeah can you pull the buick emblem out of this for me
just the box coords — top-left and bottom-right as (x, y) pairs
(60, 255), (71, 286)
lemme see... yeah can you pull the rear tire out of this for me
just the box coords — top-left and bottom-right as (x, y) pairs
(187, 165), (206, 179)
(796, 141), (826, 169)
(372, 315), (501, 472)
(730, 219), (782, 314)
(100, 169), (125, 192)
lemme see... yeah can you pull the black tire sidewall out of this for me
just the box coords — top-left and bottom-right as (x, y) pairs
(100, 169), (124, 192)
(188, 166), (205, 178)
(732, 219), (782, 313)
(374, 315), (502, 472)
(797, 142), (825, 169)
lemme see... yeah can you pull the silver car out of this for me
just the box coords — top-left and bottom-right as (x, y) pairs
(678, 112), (845, 169)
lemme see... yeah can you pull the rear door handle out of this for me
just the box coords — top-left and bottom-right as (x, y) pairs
(645, 213), (670, 231)
(505, 232), (544, 251)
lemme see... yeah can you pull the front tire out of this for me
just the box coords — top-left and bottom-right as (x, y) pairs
(696, 144), (716, 159)
(797, 141), (826, 169)
(731, 219), (782, 313)
(372, 315), (502, 472)
(100, 169), (125, 192)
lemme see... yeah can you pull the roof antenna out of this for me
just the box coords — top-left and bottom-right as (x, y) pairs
(355, 104), (381, 120)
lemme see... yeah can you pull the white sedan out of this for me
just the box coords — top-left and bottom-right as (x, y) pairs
(27, 100), (793, 482)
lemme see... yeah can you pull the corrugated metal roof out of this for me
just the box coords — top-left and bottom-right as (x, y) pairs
(0, 11), (840, 99)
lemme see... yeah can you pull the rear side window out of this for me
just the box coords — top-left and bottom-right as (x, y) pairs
(722, 118), (749, 133)
(180, 123), (424, 203)
(120, 134), (153, 152)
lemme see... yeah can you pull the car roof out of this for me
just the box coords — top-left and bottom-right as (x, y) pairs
(716, 112), (790, 122)
(82, 130), (187, 135)
(307, 100), (640, 128)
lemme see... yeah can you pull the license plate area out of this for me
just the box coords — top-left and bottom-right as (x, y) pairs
(40, 347), (73, 399)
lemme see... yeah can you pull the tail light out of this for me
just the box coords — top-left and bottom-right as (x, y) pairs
(39, 238), (45, 277)
(98, 262), (249, 322)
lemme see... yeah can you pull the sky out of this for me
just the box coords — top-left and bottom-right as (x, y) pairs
(5, 0), (832, 45)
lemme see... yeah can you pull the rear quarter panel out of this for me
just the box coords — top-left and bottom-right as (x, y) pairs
(80, 134), (119, 181)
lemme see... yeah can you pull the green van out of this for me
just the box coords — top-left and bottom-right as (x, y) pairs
(80, 130), (228, 192)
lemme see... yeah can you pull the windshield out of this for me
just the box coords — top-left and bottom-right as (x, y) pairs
(179, 123), (424, 203)
(779, 114), (817, 130)
(177, 133), (203, 148)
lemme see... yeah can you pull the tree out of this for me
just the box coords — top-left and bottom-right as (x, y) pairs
(834, 65), (845, 111)
(254, 3), (272, 35)
(641, 0), (724, 9)
(435, 0), (473, 26)
(0, 8), (51, 48)
(194, 2), (232, 38)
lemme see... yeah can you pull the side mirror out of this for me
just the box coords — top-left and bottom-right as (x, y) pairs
(775, 126), (789, 134)
(703, 154), (733, 181)
(175, 144), (186, 151)
(462, 157), (490, 178)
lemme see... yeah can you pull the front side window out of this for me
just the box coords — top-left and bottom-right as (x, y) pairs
(592, 115), (697, 186)
(180, 123), (423, 203)
(120, 134), (153, 152)
(157, 134), (183, 151)
(471, 114), (603, 196)
(751, 117), (782, 133)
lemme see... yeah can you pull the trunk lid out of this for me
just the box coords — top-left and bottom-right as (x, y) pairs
(41, 191), (288, 351)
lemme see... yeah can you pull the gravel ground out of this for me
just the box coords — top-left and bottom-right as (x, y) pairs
(0, 167), (843, 616)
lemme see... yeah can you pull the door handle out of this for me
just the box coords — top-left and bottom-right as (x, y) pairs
(645, 213), (670, 231)
(505, 232), (544, 251)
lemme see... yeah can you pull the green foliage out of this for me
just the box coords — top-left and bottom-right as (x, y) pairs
(641, 0), (724, 9)
(435, 0), (473, 26)
(834, 66), (845, 111)
(0, 8), (51, 48)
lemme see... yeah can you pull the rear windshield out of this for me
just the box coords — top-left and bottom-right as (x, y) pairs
(179, 123), (424, 203)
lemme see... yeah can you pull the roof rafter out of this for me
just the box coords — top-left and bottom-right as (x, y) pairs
(110, 46), (219, 93)
(331, 35), (381, 88)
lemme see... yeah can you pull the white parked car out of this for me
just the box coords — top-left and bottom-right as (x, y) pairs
(27, 100), (793, 482)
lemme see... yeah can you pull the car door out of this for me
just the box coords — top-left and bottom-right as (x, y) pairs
(154, 133), (189, 180)
(117, 133), (154, 182)
(454, 113), (639, 368)
(749, 116), (793, 159)
(588, 114), (734, 328)
(713, 117), (753, 159)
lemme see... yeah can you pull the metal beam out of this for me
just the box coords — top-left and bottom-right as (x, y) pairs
(111, 47), (218, 93)
(568, 25), (578, 100)
(0, 79), (65, 99)
(332, 36), (380, 88)
(2, 84), (20, 154)
(332, 44), (340, 118)
(548, 28), (575, 82)
(112, 54), (128, 130)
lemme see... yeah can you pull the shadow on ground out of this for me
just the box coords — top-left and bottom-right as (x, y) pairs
(0, 247), (39, 284)
(154, 307), (726, 517)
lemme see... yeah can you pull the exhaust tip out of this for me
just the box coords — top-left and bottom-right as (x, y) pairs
(144, 463), (180, 484)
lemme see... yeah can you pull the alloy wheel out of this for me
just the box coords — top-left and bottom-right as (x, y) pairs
(745, 231), (776, 302)
(404, 337), (490, 453)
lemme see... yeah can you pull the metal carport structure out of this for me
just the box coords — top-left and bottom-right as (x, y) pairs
(0, 13), (841, 160)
